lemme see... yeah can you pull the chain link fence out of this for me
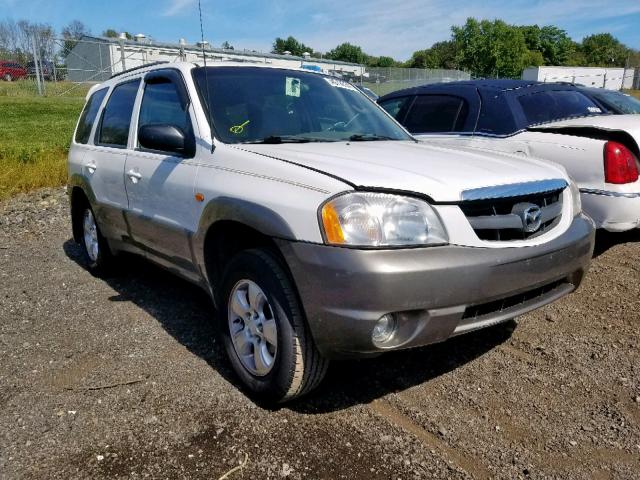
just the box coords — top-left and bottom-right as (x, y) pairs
(359, 67), (471, 97)
(2, 34), (473, 99)
(1, 35), (85, 97)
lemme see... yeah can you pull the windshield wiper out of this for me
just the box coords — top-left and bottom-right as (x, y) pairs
(242, 135), (329, 144)
(348, 134), (395, 142)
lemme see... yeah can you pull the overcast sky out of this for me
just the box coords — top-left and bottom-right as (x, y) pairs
(2, 0), (639, 60)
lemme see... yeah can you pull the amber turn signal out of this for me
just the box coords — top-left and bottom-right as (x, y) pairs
(321, 203), (345, 244)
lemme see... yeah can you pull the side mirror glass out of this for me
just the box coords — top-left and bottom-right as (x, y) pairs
(138, 124), (194, 157)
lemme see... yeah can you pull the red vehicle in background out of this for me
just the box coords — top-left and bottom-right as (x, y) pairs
(0, 60), (28, 81)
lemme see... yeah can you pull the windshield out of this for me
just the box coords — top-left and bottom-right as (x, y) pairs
(517, 90), (604, 126)
(192, 66), (411, 144)
(593, 90), (640, 114)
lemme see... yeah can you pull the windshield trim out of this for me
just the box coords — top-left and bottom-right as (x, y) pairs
(190, 65), (414, 145)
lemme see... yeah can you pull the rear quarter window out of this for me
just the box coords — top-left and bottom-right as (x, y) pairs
(517, 90), (602, 126)
(75, 87), (108, 144)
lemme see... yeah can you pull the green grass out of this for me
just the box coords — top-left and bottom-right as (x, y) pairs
(0, 91), (85, 200)
(625, 89), (640, 100)
(0, 80), (91, 98)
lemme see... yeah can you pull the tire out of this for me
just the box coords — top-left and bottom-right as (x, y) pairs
(3, 73), (12, 82)
(220, 249), (328, 402)
(78, 204), (114, 276)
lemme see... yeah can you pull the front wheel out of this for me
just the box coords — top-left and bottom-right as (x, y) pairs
(3, 73), (12, 82)
(220, 249), (328, 402)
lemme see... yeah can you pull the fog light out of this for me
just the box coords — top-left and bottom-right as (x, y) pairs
(372, 314), (397, 345)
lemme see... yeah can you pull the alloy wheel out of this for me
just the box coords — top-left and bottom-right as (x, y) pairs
(82, 209), (99, 263)
(227, 279), (278, 376)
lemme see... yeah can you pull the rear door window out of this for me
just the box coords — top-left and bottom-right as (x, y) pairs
(517, 90), (602, 126)
(75, 87), (108, 144)
(98, 80), (140, 147)
(402, 95), (468, 133)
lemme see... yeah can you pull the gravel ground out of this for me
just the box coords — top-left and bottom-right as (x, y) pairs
(0, 187), (639, 480)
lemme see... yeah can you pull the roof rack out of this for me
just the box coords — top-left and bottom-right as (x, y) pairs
(110, 61), (170, 79)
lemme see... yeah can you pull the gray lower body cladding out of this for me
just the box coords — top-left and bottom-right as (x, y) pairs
(277, 215), (595, 358)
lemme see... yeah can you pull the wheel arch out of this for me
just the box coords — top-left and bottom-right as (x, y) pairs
(68, 177), (97, 244)
(195, 197), (297, 306)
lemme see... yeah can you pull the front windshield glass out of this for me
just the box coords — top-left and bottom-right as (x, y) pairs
(594, 90), (640, 114)
(192, 66), (411, 144)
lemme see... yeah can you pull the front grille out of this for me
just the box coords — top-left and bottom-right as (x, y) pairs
(462, 279), (566, 321)
(460, 189), (564, 241)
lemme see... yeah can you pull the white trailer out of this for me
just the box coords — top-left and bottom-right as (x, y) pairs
(522, 66), (636, 90)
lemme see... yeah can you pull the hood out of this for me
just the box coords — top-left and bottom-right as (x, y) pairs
(236, 140), (568, 202)
(529, 114), (640, 140)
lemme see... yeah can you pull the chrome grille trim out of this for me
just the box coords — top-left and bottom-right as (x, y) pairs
(467, 201), (562, 231)
(460, 187), (565, 241)
(461, 179), (568, 201)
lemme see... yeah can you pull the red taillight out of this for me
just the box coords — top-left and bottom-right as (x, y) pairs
(604, 141), (639, 184)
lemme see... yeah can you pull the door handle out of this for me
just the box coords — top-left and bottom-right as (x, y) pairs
(85, 162), (97, 174)
(127, 169), (142, 184)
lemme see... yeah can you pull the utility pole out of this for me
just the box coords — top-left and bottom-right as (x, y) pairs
(623, 53), (630, 90)
(119, 33), (127, 72)
(31, 35), (43, 96)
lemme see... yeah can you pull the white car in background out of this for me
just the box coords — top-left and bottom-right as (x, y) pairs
(378, 80), (640, 232)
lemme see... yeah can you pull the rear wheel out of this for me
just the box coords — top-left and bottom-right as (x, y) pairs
(79, 205), (114, 276)
(220, 249), (328, 402)
(3, 73), (12, 82)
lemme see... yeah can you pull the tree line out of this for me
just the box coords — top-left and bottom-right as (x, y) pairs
(273, 17), (640, 78)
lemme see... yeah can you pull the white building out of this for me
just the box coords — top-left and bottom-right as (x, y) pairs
(522, 66), (636, 90)
(66, 35), (365, 83)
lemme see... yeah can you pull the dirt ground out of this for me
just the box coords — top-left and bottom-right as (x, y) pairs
(1, 187), (639, 480)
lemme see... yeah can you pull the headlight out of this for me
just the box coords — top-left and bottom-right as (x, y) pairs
(320, 192), (448, 247)
(569, 180), (582, 217)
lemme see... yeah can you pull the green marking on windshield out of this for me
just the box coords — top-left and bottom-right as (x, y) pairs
(230, 120), (250, 134)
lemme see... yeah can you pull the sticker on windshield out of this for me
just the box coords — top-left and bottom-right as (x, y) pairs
(588, 106), (602, 113)
(324, 77), (358, 91)
(230, 120), (250, 134)
(285, 77), (301, 97)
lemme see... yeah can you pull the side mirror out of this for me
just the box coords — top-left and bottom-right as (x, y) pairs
(138, 124), (194, 157)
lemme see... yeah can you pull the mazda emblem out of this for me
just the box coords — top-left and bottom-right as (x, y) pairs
(512, 202), (543, 233)
(522, 205), (542, 233)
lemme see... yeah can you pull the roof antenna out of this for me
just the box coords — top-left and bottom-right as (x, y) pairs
(198, 0), (215, 152)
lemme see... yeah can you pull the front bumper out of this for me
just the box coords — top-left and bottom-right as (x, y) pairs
(277, 215), (595, 358)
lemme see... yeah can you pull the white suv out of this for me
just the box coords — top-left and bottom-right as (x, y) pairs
(68, 62), (594, 402)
